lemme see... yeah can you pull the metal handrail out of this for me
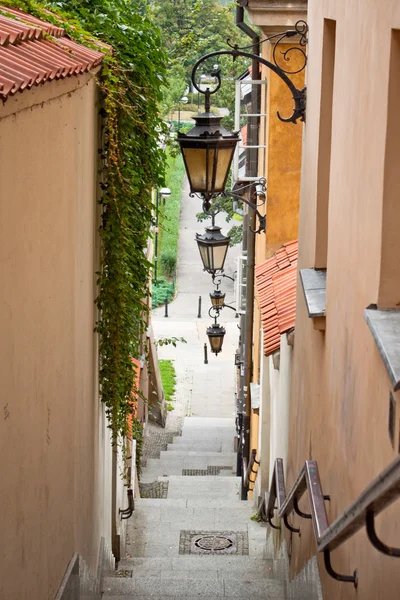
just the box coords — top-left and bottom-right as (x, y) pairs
(243, 449), (259, 490)
(265, 455), (400, 587)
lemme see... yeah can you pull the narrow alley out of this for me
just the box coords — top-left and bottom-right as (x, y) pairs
(101, 180), (321, 600)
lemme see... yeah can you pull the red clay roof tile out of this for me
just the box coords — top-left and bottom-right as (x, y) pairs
(0, 6), (106, 101)
(255, 241), (298, 356)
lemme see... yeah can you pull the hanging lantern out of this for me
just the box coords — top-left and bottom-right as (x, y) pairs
(177, 113), (240, 210)
(206, 323), (226, 355)
(195, 225), (230, 275)
(210, 289), (225, 310)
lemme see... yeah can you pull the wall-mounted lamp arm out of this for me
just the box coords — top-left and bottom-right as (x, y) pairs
(222, 303), (237, 312)
(212, 273), (235, 286)
(222, 177), (266, 234)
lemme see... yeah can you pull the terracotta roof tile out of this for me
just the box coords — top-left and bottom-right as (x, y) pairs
(0, 7), (106, 101)
(255, 240), (298, 356)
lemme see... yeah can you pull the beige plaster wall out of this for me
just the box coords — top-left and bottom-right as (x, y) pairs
(290, 1), (400, 597)
(0, 75), (108, 599)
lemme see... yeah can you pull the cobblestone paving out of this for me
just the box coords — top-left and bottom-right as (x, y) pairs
(138, 480), (169, 499)
(141, 417), (183, 467)
(181, 466), (233, 476)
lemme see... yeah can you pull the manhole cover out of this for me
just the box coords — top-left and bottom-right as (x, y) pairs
(179, 530), (248, 555)
(194, 535), (233, 551)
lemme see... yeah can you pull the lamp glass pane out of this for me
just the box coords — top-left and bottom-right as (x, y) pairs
(182, 147), (207, 191)
(212, 243), (229, 271)
(213, 147), (236, 191)
(210, 335), (223, 353)
(198, 244), (211, 271)
(213, 295), (225, 309)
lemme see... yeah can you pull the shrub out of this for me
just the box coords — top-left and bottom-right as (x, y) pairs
(160, 250), (177, 278)
(152, 278), (175, 309)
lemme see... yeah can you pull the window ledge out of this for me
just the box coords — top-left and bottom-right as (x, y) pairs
(300, 268), (327, 327)
(364, 306), (400, 391)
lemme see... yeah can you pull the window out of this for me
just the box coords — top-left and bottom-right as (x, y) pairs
(232, 75), (267, 182)
(314, 19), (336, 269)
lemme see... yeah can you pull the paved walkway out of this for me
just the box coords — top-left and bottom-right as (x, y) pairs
(152, 177), (241, 420)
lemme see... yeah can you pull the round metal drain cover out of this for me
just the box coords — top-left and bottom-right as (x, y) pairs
(194, 535), (233, 551)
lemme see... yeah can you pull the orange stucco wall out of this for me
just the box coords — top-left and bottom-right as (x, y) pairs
(289, 1), (400, 598)
(263, 41), (304, 258)
(0, 74), (106, 599)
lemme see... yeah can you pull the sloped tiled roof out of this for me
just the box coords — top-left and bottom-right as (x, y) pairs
(0, 6), (106, 101)
(255, 240), (298, 356)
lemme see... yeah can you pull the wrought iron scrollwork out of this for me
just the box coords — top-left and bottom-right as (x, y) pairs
(191, 21), (308, 124)
(271, 20), (308, 75)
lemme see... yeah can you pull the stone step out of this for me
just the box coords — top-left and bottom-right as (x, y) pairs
(166, 443), (234, 452)
(140, 468), (235, 482)
(182, 417), (235, 428)
(134, 497), (254, 509)
(159, 450), (237, 459)
(148, 454), (236, 466)
(117, 556), (274, 576)
(144, 455), (236, 472)
(165, 475), (241, 500)
(173, 433), (235, 443)
(102, 575), (290, 599)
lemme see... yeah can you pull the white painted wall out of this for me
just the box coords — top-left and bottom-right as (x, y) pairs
(268, 334), (293, 482)
(268, 353), (281, 484)
(255, 340), (271, 498)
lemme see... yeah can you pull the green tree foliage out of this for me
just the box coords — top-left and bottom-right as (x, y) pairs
(154, 0), (250, 115)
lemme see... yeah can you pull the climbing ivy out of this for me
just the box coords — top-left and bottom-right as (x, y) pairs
(3, 1), (168, 460)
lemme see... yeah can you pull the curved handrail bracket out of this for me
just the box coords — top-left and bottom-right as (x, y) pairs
(324, 551), (358, 587)
(366, 510), (400, 557)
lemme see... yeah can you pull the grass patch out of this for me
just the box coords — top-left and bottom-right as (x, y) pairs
(152, 151), (185, 308)
(157, 151), (185, 266)
(159, 359), (177, 411)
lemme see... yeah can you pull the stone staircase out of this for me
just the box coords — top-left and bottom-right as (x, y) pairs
(102, 417), (322, 600)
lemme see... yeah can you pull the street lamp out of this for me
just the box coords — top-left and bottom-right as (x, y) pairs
(177, 22), (308, 212)
(177, 108), (239, 211)
(210, 289), (225, 310)
(196, 224), (230, 276)
(206, 322), (226, 356)
(159, 186), (171, 206)
(154, 187), (171, 284)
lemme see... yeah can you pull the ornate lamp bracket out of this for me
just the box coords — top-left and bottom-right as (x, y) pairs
(222, 177), (267, 234)
(191, 20), (308, 125)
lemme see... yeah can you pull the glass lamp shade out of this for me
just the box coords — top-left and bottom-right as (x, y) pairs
(159, 187), (171, 198)
(206, 323), (226, 355)
(195, 225), (230, 274)
(210, 290), (225, 310)
(177, 113), (239, 198)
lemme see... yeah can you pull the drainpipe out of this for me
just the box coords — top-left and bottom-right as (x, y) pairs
(235, 2), (260, 500)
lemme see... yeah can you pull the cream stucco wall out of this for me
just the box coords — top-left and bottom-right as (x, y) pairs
(0, 74), (113, 599)
(289, 1), (400, 597)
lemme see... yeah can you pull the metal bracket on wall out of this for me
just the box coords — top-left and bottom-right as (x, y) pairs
(324, 551), (358, 588)
(366, 509), (400, 557)
(119, 489), (134, 520)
